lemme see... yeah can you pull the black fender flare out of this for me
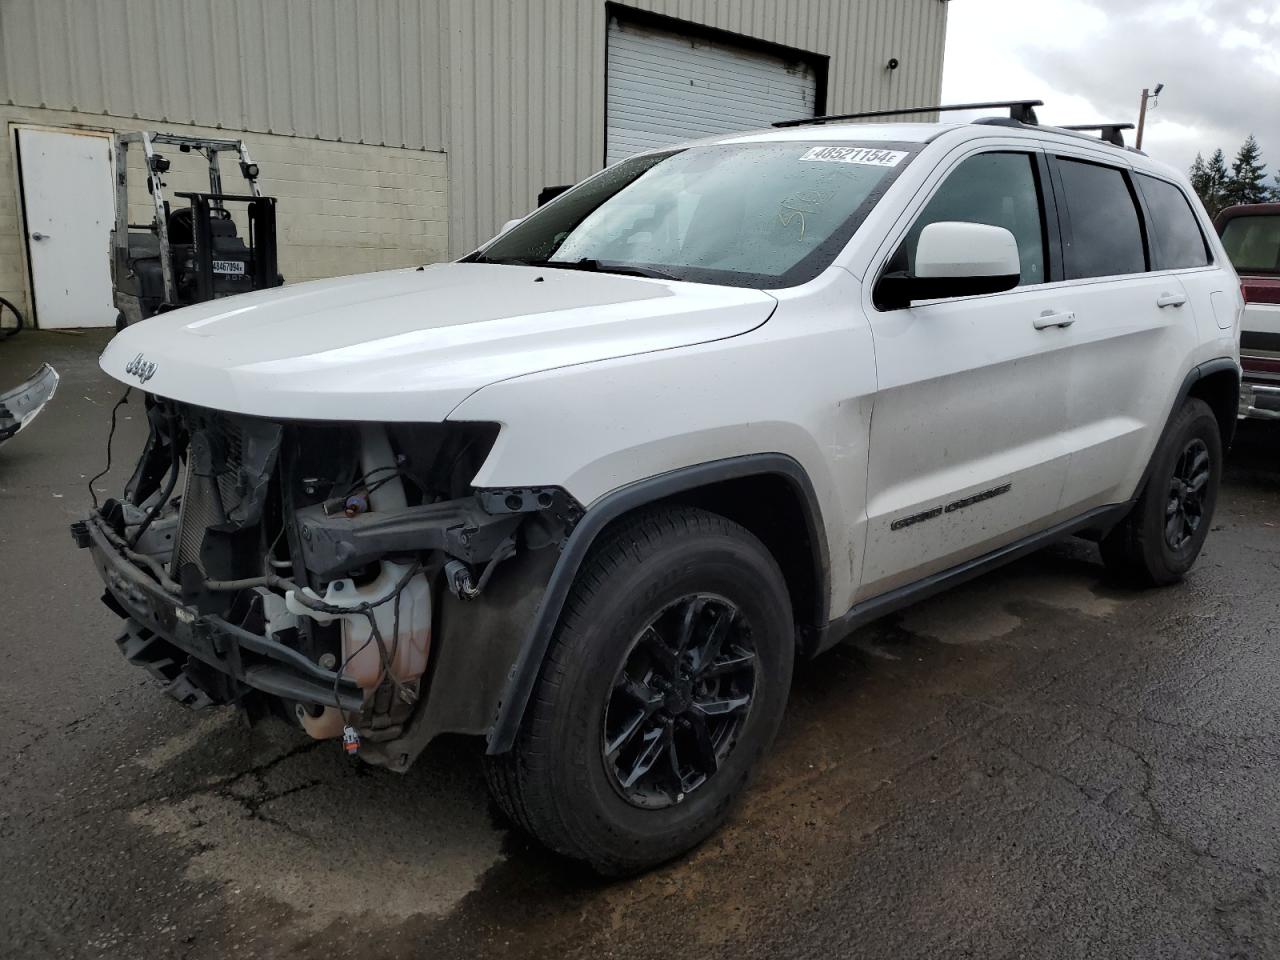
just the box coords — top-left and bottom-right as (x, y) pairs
(485, 453), (828, 754)
(1179, 356), (1240, 402)
(1132, 357), (1240, 498)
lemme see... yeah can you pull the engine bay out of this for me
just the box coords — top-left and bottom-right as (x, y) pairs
(75, 395), (578, 765)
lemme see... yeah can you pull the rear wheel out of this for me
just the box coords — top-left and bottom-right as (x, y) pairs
(484, 506), (794, 875)
(1101, 397), (1221, 585)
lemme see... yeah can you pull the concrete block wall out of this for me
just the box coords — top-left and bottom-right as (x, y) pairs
(1, 105), (448, 328)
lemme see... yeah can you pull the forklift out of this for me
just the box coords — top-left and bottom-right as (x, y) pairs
(111, 132), (282, 328)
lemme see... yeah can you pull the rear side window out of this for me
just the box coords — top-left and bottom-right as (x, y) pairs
(1137, 175), (1210, 270)
(1220, 215), (1280, 275)
(1056, 159), (1146, 279)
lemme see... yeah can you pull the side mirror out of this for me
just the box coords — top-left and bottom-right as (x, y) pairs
(876, 221), (1021, 310)
(498, 217), (523, 237)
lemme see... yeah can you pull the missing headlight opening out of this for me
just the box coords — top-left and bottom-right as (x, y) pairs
(72, 397), (580, 768)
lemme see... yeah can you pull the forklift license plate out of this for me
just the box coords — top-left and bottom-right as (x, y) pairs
(212, 260), (246, 275)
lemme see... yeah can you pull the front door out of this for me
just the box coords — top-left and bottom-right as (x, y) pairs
(18, 128), (116, 328)
(858, 147), (1073, 600)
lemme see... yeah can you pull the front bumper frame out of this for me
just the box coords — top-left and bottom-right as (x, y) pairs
(80, 516), (364, 711)
(0, 362), (59, 443)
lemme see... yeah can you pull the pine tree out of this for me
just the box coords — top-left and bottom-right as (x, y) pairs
(1189, 153), (1210, 205)
(1204, 149), (1230, 217)
(1192, 149), (1233, 217)
(1225, 135), (1269, 207)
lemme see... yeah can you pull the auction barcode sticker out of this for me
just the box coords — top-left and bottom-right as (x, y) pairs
(799, 146), (907, 167)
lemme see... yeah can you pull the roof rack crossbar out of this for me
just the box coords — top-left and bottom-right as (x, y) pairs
(1058, 123), (1136, 148)
(773, 99), (1043, 129)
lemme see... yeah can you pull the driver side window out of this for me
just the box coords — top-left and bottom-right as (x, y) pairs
(889, 151), (1047, 287)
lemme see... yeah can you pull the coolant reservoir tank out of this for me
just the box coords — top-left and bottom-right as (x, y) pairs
(335, 561), (432, 691)
(288, 561), (432, 692)
(339, 427), (424, 688)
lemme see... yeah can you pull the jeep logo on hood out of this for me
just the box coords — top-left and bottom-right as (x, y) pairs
(124, 353), (157, 384)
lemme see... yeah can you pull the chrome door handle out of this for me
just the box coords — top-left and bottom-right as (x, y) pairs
(1156, 292), (1187, 308)
(1033, 310), (1076, 330)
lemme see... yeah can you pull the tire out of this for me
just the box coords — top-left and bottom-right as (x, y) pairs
(0, 296), (24, 340)
(484, 505), (795, 875)
(1101, 397), (1222, 586)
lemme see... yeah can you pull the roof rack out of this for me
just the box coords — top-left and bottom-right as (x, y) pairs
(1057, 123), (1136, 148)
(772, 99), (1043, 129)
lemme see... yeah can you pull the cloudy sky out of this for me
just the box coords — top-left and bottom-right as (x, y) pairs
(941, 0), (1280, 179)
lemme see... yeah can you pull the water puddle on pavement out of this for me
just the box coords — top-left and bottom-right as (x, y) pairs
(899, 549), (1119, 646)
(127, 721), (505, 930)
(901, 563), (1121, 647)
(134, 710), (237, 772)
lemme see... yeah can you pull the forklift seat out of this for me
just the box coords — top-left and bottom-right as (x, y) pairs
(168, 207), (194, 245)
(167, 206), (237, 246)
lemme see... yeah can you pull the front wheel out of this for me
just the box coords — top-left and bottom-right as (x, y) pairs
(1101, 397), (1222, 586)
(484, 506), (795, 875)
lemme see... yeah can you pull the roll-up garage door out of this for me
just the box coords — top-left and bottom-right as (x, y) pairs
(605, 16), (820, 166)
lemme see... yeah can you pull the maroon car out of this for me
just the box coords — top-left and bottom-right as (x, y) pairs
(1216, 203), (1280, 420)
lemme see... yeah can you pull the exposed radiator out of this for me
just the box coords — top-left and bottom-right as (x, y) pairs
(171, 418), (245, 576)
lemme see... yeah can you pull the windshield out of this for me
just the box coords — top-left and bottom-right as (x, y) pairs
(1221, 214), (1280, 275)
(473, 141), (919, 288)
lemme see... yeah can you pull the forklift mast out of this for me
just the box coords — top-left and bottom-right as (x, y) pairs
(111, 132), (282, 325)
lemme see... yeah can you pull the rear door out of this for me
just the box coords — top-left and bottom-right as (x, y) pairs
(1134, 172), (1220, 347)
(859, 146), (1074, 600)
(1046, 153), (1205, 513)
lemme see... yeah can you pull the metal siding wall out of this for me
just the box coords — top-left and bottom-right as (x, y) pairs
(0, 0), (946, 256)
(0, 0), (449, 150)
(438, 0), (608, 257)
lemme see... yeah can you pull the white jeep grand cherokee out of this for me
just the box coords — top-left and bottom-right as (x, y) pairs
(77, 104), (1241, 874)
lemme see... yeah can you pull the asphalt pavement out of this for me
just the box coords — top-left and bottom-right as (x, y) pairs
(3, 329), (1279, 959)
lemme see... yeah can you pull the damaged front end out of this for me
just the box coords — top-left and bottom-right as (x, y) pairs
(73, 397), (579, 769)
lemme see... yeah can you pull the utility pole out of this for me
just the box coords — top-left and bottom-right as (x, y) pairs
(1135, 82), (1163, 150)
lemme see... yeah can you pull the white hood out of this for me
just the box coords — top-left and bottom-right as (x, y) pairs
(100, 263), (777, 421)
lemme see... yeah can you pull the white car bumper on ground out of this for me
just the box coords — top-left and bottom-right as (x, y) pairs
(0, 362), (59, 444)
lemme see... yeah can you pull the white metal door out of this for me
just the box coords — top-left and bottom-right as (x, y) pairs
(606, 17), (817, 166)
(18, 128), (116, 328)
(859, 149), (1073, 600)
(1054, 274), (1200, 513)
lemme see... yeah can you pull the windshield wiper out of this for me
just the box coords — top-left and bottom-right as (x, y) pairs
(485, 257), (679, 281)
(552, 258), (680, 280)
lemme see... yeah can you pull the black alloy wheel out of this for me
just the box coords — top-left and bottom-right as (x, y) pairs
(1164, 438), (1210, 550)
(603, 594), (756, 809)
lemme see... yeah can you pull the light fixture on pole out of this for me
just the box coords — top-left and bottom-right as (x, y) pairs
(1136, 82), (1163, 149)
